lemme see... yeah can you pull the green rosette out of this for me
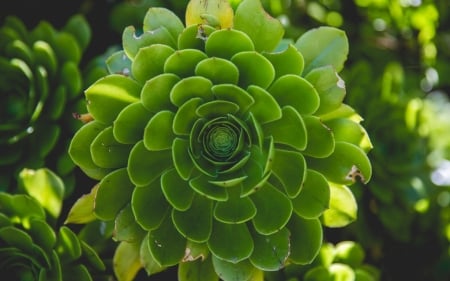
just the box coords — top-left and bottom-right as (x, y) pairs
(0, 168), (106, 281)
(0, 14), (91, 193)
(67, 1), (372, 280)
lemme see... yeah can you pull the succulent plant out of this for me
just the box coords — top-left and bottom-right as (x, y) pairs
(67, 0), (372, 280)
(0, 168), (106, 281)
(0, 14), (91, 193)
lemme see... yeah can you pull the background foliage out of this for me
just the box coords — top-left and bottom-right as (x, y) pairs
(1, 0), (450, 280)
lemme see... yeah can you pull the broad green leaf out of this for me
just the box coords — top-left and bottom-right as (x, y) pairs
(178, 256), (219, 281)
(140, 234), (166, 276)
(249, 227), (290, 271)
(205, 29), (254, 59)
(330, 264), (356, 281)
(268, 75), (320, 115)
(321, 183), (357, 228)
(144, 110), (175, 151)
(172, 138), (196, 180)
(292, 170), (330, 219)
(170, 76), (214, 107)
(251, 182), (292, 235)
(94, 168), (134, 221)
(128, 141), (172, 186)
(189, 174), (229, 201)
(143, 7), (184, 42)
(173, 98), (203, 135)
(106, 50), (132, 75)
(132, 179), (169, 231)
(148, 215), (186, 266)
(288, 215), (322, 264)
(307, 142), (372, 185)
(114, 205), (146, 243)
(262, 106), (307, 151)
(214, 192), (256, 224)
(56, 226), (82, 262)
(211, 256), (257, 281)
(212, 84), (255, 113)
(231, 51), (275, 89)
(246, 86), (282, 124)
(141, 73), (179, 113)
(85, 74), (141, 124)
(305, 65), (346, 115)
(325, 118), (370, 150)
(207, 221), (253, 263)
(132, 44), (175, 84)
(234, 0), (284, 52)
(295, 27), (349, 75)
(271, 148), (306, 198)
(114, 102), (152, 144)
(334, 241), (365, 267)
(302, 116), (335, 158)
(304, 266), (332, 281)
(172, 195), (213, 243)
(18, 168), (64, 218)
(0, 226), (34, 252)
(64, 184), (98, 224)
(113, 240), (143, 281)
(178, 24), (216, 50)
(196, 100), (240, 118)
(91, 126), (133, 169)
(263, 44), (304, 79)
(122, 26), (175, 59)
(195, 57), (239, 84)
(161, 168), (195, 211)
(185, 0), (234, 28)
(68, 121), (113, 180)
(164, 49), (208, 78)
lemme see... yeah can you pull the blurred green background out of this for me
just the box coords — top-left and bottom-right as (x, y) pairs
(1, 0), (450, 280)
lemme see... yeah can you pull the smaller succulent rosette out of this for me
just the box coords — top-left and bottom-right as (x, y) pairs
(0, 14), (91, 192)
(68, 0), (372, 280)
(0, 169), (106, 281)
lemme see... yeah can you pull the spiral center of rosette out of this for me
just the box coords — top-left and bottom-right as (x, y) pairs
(205, 124), (238, 160)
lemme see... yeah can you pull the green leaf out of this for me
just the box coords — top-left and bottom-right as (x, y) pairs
(325, 118), (370, 150)
(148, 215), (186, 266)
(212, 84), (255, 113)
(18, 168), (64, 218)
(178, 256), (219, 281)
(295, 26), (349, 75)
(263, 44), (304, 79)
(106, 50), (132, 75)
(56, 226), (82, 262)
(208, 221), (253, 263)
(262, 106), (307, 151)
(305, 65), (346, 115)
(68, 121), (114, 180)
(251, 182), (292, 235)
(172, 195), (213, 243)
(64, 184), (98, 224)
(132, 179), (169, 231)
(173, 98), (203, 135)
(307, 142), (372, 185)
(211, 256), (256, 281)
(132, 44), (175, 84)
(63, 14), (91, 51)
(114, 204), (146, 243)
(94, 168), (134, 221)
(143, 7), (184, 43)
(113, 240), (143, 281)
(161, 168), (195, 211)
(140, 234), (166, 276)
(231, 51), (275, 89)
(268, 75), (320, 115)
(288, 215), (322, 264)
(178, 24), (216, 50)
(128, 141), (172, 186)
(195, 57), (240, 85)
(292, 169), (330, 219)
(234, 0), (284, 52)
(246, 86), (282, 124)
(271, 148), (306, 198)
(205, 29), (254, 59)
(91, 126), (133, 169)
(172, 138), (196, 180)
(302, 116), (335, 158)
(189, 174), (229, 201)
(214, 192), (256, 224)
(249, 227), (290, 271)
(114, 102), (152, 144)
(196, 100), (240, 118)
(321, 183), (357, 228)
(122, 26), (175, 59)
(141, 73), (179, 113)
(85, 74), (141, 124)
(144, 110), (175, 151)
(170, 76), (214, 107)
(164, 49), (208, 78)
(334, 241), (365, 267)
